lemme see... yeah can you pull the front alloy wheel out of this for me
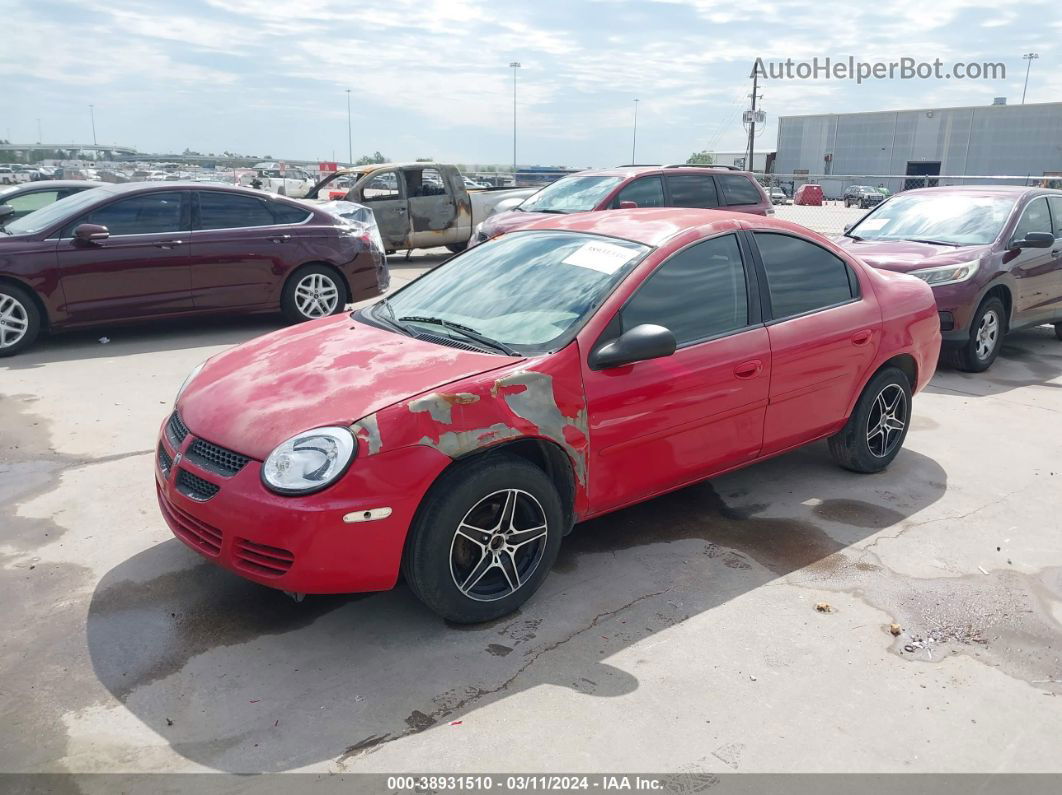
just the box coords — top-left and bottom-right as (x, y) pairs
(0, 285), (42, 357)
(974, 308), (1000, 361)
(450, 489), (549, 602)
(403, 454), (564, 623)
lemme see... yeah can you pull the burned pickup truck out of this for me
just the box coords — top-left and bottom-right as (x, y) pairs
(306, 163), (534, 254)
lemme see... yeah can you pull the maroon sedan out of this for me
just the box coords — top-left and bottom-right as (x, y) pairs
(0, 183), (388, 356)
(471, 165), (772, 247)
(837, 186), (1062, 371)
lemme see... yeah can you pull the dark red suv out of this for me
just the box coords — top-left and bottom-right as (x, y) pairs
(471, 165), (772, 246)
(0, 183), (388, 356)
(836, 186), (1062, 371)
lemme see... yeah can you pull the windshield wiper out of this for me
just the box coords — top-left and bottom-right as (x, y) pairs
(532, 209), (569, 214)
(843, 231), (863, 241)
(363, 298), (411, 336)
(905, 238), (961, 247)
(398, 316), (517, 356)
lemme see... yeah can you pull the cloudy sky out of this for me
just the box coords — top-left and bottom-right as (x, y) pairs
(2, 0), (1058, 167)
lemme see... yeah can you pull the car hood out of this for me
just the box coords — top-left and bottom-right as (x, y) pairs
(481, 209), (561, 237)
(834, 238), (990, 274)
(177, 314), (519, 459)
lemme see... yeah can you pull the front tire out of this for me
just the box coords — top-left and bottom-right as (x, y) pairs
(281, 266), (345, 324)
(0, 283), (41, 357)
(943, 296), (1005, 372)
(403, 454), (564, 623)
(828, 366), (912, 474)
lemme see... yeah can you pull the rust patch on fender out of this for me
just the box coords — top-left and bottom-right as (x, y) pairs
(493, 371), (588, 484)
(408, 392), (480, 424)
(350, 413), (382, 455)
(418, 424), (522, 458)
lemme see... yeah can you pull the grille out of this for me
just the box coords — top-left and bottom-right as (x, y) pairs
(158, 444), (173, 475)
(234, 538), (295, 578)
(187, 438), (250, 477)
(415, 333), (488, 353)
(159, 489), (222, 556)
(176, 468), (220, 501)
(167, 412), (189, 446)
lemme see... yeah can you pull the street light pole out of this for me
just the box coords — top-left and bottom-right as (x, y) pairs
(89, 105), (97, 147)
(510, 62), (521, 176)
(1021, 52), (1039, 104)
(345, 89), (352, 165)
(631, 99), (640, 163)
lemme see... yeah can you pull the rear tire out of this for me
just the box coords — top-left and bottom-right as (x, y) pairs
(280, 265), (346, 324)
(942, 296), (1005, 372)
(1054, 323), (1062, 341)
(828, 366), (912, 474)
(0, 283), (41, 357)
(403, 454), (563, 623)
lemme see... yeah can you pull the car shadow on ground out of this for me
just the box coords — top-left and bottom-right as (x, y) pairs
(86, 443), (947, 772)
(927, 325), (1062, 398)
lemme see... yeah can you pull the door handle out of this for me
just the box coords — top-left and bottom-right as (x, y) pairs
(851, 329), (873, 346)
(154, 240), (184, 249)
(396, 206), (407, 214)
(268, 234), (291, 243)
(734, 360), (762, 379)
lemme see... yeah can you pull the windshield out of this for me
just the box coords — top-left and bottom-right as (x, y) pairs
(519, 176), (622, 214)
(378, 230), (649, 351)
(3, 187), (108, 235)
(849, 194), (1015, 246)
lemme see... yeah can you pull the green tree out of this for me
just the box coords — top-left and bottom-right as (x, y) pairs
(686, 150), (714, 165)
(354, 151), (388, 166)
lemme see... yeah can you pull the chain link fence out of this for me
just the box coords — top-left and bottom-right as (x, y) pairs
(755, 172), (1061, 237)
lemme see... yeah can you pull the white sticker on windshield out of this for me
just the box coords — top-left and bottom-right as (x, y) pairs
(562, 241), (637, 274)
(858, 218), (889, 231)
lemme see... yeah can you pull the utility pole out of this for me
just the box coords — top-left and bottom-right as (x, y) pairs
(345, 89), (352, 165)
(510, 62), (521, 176)
(745, 67), (760, 172)
(89, 105), (97, 147)
(36, 118), (42, 144)
(1021, 53), (1039, 104)
(631, 99), (639, 163)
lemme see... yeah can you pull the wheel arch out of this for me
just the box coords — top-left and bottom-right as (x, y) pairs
(0, 275), (50, 329)
(980, 283), (1012, 330)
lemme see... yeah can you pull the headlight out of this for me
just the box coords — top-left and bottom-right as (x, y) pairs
(261, 427), (357, 495)
(908, 259), (980, 287)
(175, 362), (205, 403)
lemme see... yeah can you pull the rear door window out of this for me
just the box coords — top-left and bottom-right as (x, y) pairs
(621, 234), (749, 344)
(717, 174), (763, 206)
(754, 232), (855, 319)
(198, 192), (276, 229)
(613, 176), (665, 208)
(666, 175), (720, 209)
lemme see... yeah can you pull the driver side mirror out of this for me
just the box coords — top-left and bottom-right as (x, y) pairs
(618, 200), (638, 209)
(589, 324), (677, 370)
(73, 223), (109, 243)
(1012, 232), (1054, 250)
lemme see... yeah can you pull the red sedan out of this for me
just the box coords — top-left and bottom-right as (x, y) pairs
(157, 208), (940, 623)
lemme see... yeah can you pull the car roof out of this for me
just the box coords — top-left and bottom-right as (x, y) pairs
(900, 185), (1059, 197)
(0, 180), (101, 196)
(71, 181), (284, 200)
(516, 207), (795, 247)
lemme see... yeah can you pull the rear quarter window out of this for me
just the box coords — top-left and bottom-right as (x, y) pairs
(718, 175), (763, 206)
(272, 202), (313, 224)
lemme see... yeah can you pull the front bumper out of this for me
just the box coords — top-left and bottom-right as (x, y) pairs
(155, 414), (451, 593)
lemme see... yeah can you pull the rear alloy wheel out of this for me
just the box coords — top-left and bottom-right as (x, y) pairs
(281, 267), (344, 323)
(0, 284), (41, 357)
(403, 454), (563, 623)
(828, 366), (912, 473)
(943, 296), (1005, 372)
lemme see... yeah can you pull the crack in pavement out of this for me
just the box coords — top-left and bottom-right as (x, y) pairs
(336, 586), (673, 766)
